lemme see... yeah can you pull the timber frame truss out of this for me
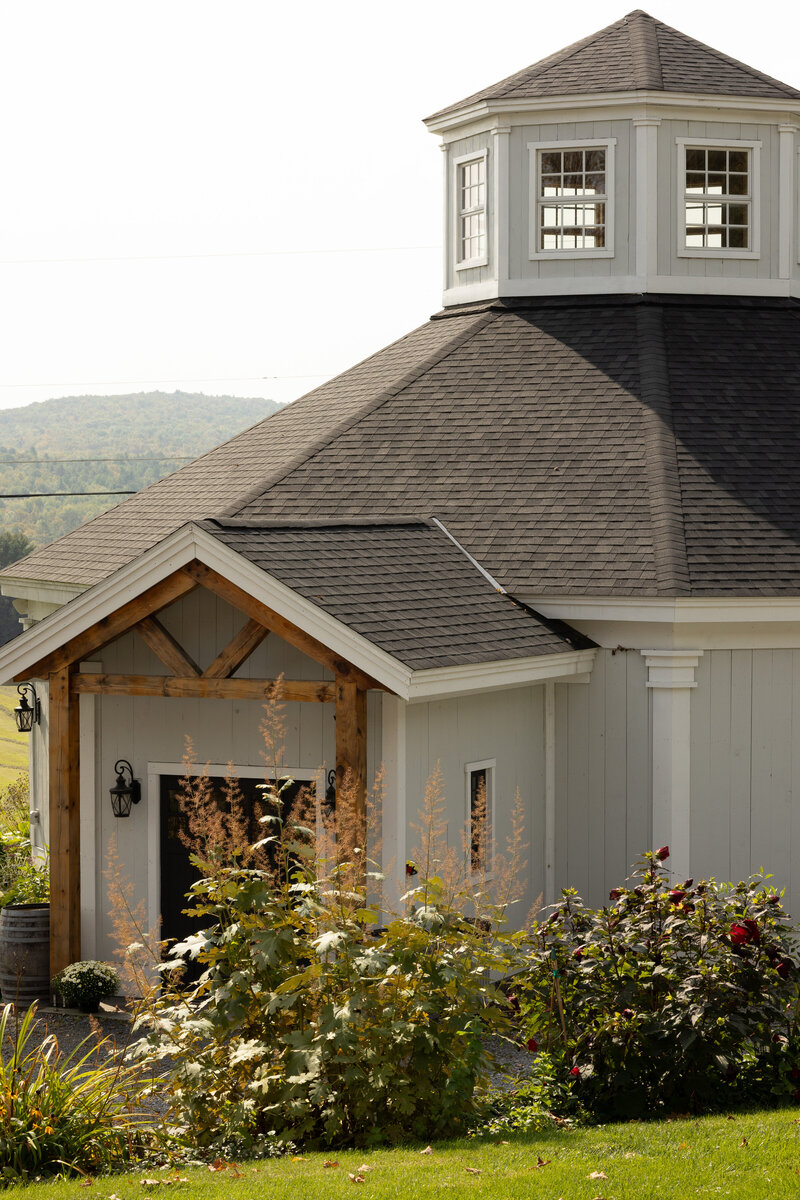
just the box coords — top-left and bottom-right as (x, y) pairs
(16, 559), (385, 977)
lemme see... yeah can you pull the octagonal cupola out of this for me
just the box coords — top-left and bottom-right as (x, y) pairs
(424, 11), (800, 306)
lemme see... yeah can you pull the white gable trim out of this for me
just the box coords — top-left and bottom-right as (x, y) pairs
(0, 523), (596, 702)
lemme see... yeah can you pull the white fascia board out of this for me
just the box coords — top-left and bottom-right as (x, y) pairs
(0, 523), (412, 697)
(426, 92), (800, 135)
(407, 648), (597, 703)
(519, 595), (800, 625)
(442, 272), (790, 308)
(0, 577), (86, 607)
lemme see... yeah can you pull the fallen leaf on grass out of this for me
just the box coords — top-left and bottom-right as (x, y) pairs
(464, 1167), (481, 1175)
(323, 1160), (339, 1168)
(741, 1137), (748, 1147)
(348, 1173), (366, 1184)
(624, 1151), (636, 1158)
(530, 1156), (551, 1170)
(420, 1145), (433, 1154)
(291, 1156), (307, 1163)
(357, 1164), (371, 1173)
(80, 1181), (93, 1189)
(140, 1181), (162, 1189)
(588, 1171), (608, 1180)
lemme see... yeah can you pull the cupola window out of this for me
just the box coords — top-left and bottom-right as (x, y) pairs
(528, 138), (616, 259)
(677, 138), (760, 257)
(455, 152), (488, 268)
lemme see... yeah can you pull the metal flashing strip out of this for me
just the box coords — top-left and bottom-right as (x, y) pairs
(430, 516), (506, 594)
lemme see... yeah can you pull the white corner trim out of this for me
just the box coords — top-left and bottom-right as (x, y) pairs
(544, 680), (556, 906)
(642, 649), (703, 689)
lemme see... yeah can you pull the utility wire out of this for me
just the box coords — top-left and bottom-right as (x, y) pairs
(0, 455), (194, 465)
(0, 244), (440, 266)
(0, 372), (330, 389)
(0, 490), (137, 498)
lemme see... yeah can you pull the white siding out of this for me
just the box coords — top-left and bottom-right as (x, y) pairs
(554, 649), (651, 906)
(690, 649), (800, 916)
(405, 685), (545, 924)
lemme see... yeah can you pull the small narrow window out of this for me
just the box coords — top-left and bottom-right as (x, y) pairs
(538, 147), (607, 250)
(683, 146), (751, 249)
(457, 156), (487, 265)
(466, 760), (494, 874)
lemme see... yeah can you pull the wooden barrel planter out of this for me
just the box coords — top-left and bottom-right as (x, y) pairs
(0, 904), (51, 1006)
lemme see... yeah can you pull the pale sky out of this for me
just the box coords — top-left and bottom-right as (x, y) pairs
(0, 0), (797, 412)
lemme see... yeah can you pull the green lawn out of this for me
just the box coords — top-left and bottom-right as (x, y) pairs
(8, 1108), (800, 1199)
(0, 686), (27, 791)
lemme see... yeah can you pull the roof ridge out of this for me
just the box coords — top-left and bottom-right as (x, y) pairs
(221, 309), (499, 519)
(635, 305), (690, 596)
(653, 18), (799, 98)
(628, 10), (662, 89)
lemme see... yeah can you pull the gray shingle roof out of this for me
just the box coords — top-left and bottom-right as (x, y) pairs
(6, 294), (800, 600)
(425, 10), (800, 120)
(199, 518), (588, 669)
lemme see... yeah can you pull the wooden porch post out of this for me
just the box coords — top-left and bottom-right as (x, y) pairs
(335, 678), (367, 847)
(49, 666), (81, 977)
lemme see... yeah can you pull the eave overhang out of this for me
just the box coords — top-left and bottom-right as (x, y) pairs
(0, 524), (595, 703)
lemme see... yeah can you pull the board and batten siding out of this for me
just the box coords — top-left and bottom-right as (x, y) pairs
(39, 586), (381, 965)
(690, 648), (800, 917)
(405, 685), (545, 924)
(553, 648), (651, 907)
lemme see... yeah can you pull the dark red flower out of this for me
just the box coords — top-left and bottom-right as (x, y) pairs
(794, 1089), (800, 1101)
(609, 889), (621, 901)
(656, 845), (670, 861)
(570, 1066), (580, 1078)
(405, 861), (418, 877)
(621, 1008), (634, 1021)
(777, 960), (791, 979)
(669, 889), (686, 905)
(743, 919), (760, 944)
(729, 923), (750, 946)
(526, 1038), (538, 1053)
(791, 1067), (800, 1080)
(767, 894), (781, 905)
(681, 903), (695, 915)
(507, 993), (520, 1014)
(682, 878), (694, 889)
(573, 947), (584, 960)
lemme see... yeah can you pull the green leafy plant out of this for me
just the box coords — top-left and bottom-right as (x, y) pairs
(469, 1051), (583, 1138)
(52, 961), (120, 1012)
(0, 1002), (145, 1180)
(0, 830), (48, 907)
(519, 849), (800, 1118)
(128, 701), (529, 1152)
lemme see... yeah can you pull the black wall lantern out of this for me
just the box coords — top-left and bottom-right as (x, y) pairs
(325, 768), (336, 813)
(14, 684), (40, 733)
(109, 759), (141, 818)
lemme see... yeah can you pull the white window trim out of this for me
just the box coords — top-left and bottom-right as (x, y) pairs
(528, 137), (616, 260)
(453, 148), (489, 271)
(465, 757), (495, 877)
(796, 146), (800, 264)
(676, 136), (761, 259)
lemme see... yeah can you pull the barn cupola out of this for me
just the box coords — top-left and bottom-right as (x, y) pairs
(424, 11), (800, 307)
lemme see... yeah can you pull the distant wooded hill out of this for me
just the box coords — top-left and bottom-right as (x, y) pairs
(0, 391), (280, 550)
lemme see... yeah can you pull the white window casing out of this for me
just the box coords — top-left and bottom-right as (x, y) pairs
(528, 138), (616, 260)
(465, 757), (495, 876)
(676, 137), (761, 259)
(454, 149), (489, 270)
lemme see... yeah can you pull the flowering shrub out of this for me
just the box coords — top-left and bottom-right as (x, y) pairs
(518, 851), (800, 1117)
(52, 961), (120, 1011)
(129, 747), (528, 1152)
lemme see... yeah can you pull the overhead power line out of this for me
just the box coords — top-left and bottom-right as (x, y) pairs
(0, 372), (332, 389)
(0, 455), (194, 465)
(0, 243), (440, 266)
(0, 490), (137, 499)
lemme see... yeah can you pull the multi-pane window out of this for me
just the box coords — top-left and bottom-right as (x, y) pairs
(684, 147), (751, 249)
(538, 147), (607, 250)
(457, 156), (486, 265)
(466, 761), (494, 874)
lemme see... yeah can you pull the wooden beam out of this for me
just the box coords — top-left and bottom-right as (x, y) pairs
(72, 672), (335, 703)
(335, 678), (367, 848)
(184, 560), (386, 691)
(18, 568), (197, 682)
(135, 615), (201, 676)
(49, 666), (81, 977)
(203, 618), (269, 679)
